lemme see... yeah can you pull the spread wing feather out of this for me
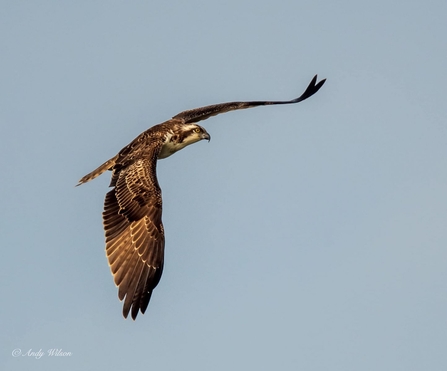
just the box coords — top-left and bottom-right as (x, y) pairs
(103, 146), (165, 319)
(173, 75), (326, 124)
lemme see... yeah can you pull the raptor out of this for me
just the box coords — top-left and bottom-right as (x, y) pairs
(78, 75), (326, 319)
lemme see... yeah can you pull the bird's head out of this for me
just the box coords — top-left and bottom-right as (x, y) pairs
(179, 123), (211, 145)
(159, 123), (210, 159)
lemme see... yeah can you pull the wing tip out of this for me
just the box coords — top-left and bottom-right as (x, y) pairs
(121, 300), (147, 321)
(295, 74), (326, 102)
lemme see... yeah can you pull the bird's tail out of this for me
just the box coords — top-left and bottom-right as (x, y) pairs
(76, 155), (118, 186)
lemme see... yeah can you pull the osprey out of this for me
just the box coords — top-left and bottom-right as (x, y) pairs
(78, 75), (326, 320)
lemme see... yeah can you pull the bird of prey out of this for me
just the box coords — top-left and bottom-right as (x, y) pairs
(77, 75), (326, 320)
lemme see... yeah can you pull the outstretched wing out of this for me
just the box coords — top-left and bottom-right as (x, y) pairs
(103, 149), (165, 320)
(173, 75), (326, 124)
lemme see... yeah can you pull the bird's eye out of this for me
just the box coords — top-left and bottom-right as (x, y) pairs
(194, 128), (201, 133)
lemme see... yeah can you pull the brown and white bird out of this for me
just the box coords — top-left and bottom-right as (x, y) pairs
(77, 75), (326, 320)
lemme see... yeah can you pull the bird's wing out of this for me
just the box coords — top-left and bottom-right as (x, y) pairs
(103, 149), (165, 320)
(173, 75), (326, 124)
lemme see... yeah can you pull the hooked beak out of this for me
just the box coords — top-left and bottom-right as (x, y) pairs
(202, 132), (211, 142)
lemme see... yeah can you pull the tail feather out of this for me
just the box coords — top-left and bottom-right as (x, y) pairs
(76, 155), (118, 186)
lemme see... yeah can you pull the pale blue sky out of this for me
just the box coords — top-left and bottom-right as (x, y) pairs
(1, 1), (447, 370)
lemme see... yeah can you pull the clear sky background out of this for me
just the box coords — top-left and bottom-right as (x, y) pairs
(1, 1), (446, 370)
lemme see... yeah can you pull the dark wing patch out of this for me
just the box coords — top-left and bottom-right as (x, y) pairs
(173, 75), (326, 124)
(114, 159), (162, 221)
(103, 155), (165, 320)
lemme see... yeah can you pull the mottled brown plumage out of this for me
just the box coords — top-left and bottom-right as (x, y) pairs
(78, 75), (326, 320)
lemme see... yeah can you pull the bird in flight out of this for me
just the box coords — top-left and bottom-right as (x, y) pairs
(77, 75), (326, 320)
